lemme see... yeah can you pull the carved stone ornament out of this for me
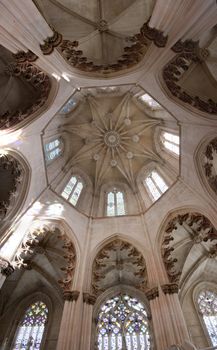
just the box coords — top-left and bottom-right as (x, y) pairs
(40, 30), (62, 55)
(162, 39), (217, 114)
(83, 292), (97, 305)
(63, 290), (80, 302)
(40, 23), (167, 74)
(0, 154), (24, 221)
(13, 50), (38, 63)
(145, 287), (159, 301)
(0, 256), (14, 277)
(203, 137), (217, 194)
(162, 213), (217, 283)
(91, 239), (147, 296)
(161, 283), (179, 295)
(13, 225), (76, 292)
(0, 56), (51, 130)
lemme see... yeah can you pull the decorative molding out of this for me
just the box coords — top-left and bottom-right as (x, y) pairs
(161, 283), (179, 295)
(145, 287), (159, 301)
(40, 30), (62, 55)
(0, 60), (51, 130)
(13, 225), (76, 292)
(162, 212), (217, 282)
(83, 292), (97, 305)
(40, 23), (167, 74)
(13, 50), (38, 63)
(0, 256), (14, 277)
(63, 290), (80, 302)
(0, 154), (24, 220)
(162, 39), (217, 115)
(203, 137), (217, 194)
(92, 239), (147, 296)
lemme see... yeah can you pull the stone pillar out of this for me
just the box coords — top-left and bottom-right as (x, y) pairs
(0, 257), (14, 288)
(145, 284), (189, 350)
(56, 291), (79, 350)
(161, 283), (189, 344)
(80, 293), (96, 350)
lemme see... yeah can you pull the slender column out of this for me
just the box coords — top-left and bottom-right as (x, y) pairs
(0, 257), (14, 288)
(56, 291), (79, 350)
(145, 284), (190, 350)
(161, 283), (189, 342)
(80, 293), (97, 350)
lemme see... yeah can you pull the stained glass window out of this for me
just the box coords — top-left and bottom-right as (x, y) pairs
(144, 170), (168, 201)
(61, 175), (84, 206)
(161, 132), (180, 155)
(44, 138), (62, 162)
(198, 290), (217, 345)
(107, 189), (125, 216)
(96, 294), (151, 350)
(139, 94), (160, 109)
(13, 301), (48, 350)
(59, 97), (76, 114)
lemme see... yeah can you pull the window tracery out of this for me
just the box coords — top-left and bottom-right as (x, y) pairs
(198, 290), (217, 346)
(144, 170), (168, 201)
(61, 175), (84, 206)
(13, 301), (48, 350)
(161, 132), (179, 155)
(96, 294), (151, 350)
(106, 188), (125, 216)
(44, 139), (62, 162)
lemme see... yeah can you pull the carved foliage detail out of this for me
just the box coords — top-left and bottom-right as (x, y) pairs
(13, 225), (76, 292)
(204, 137), (217, 194)
(0, 154), (24, 220)
(162, 39), (216, 114)
(92, 239), (147, 296)
(0, 55), (51, 130)
(40, 24), (167, 74)
(162, 213), (217, 283)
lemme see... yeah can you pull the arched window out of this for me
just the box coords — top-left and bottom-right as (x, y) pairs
(144, 170), (168, 201)
(96, 294), (151, 350)
(60, 97), (76, 114)
(198, 290), (217, 346)
(44, 138), (62, 162)
(139, 93), (160, 109)
(161, 132), (180, 155)
(13, 301), (48, 350)
(106, 188), (125, 216)
(61, 175), (84, 206)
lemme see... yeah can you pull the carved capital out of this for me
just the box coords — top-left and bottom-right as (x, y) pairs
(40, 30), (62, 55)
(83, 292), (97, 305)
(13, 50), (38, 63)
(0, 257), (14, 277)
(145, 287), (159, 301)
(63, 290), (80, 302)
(161, 283), (179, 295)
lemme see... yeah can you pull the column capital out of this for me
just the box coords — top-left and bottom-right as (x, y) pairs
(83, 292), (97, 305)
(63, 290), (80, 302)
(161, 283), (179, 295)
(145, 286), (159, 301)
(0, 257), (14, 277)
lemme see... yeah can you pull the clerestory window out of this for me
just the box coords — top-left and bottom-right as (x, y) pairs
(61, 175), (84, 206)
(139, 93), (160, 109)
(198, 290), (217, 346)
(44, 139), (62, 162)
(106, 188), (125, 216)
(161, 132), (180, 155)
(12, 301), (48, 350)
(96, 294), (151, 350)
(144, 170), (168, 201)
